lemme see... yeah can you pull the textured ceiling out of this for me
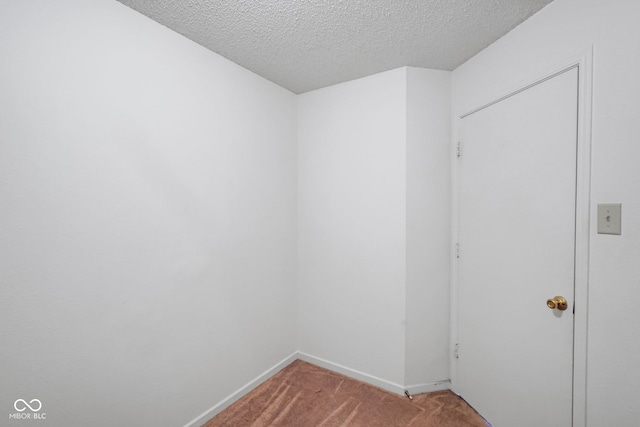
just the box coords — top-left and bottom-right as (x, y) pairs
(116, 0), (554, 94)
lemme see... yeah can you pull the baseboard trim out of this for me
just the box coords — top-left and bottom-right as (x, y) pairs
(182, 352), (298, 427)
(296, 352), (406, 396)
(405, 380), (452, 396)
(184, 351), (453, 426)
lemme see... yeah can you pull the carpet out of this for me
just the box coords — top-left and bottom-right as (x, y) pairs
(202, 359), (489, 426)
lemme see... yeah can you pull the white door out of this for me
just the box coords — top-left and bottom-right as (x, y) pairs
(457, 67), (578, 426)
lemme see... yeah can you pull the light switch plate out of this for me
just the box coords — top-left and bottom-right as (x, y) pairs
(597, 203), (622, 235)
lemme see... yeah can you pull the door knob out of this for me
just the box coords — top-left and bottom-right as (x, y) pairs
(547, 296), (568, 311)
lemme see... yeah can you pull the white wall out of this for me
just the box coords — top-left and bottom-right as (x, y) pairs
(405, 68), (451, 388)
(0, 1), (297, 426)
(452, 0), (640, 424)
(297, 68), (408, 386)
(297, 67), (451, 391)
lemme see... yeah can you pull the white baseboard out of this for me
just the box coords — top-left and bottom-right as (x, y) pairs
(405, 380), (451, 396)
(184, 351), (453, 426)
(296, 352), (406, 396)
(182, 352), (298, 427)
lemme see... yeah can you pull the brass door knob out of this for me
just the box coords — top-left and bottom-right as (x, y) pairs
(547, 296), (568, 311)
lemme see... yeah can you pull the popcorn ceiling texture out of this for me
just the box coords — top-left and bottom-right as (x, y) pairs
(116, 0), (553, 94)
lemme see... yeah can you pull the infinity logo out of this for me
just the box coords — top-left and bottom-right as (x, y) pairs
(14, 399), (42, 412)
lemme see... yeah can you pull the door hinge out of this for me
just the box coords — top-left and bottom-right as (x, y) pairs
(456, 141), (461, 158)
(454, 343), (459, 359)
(456, 243), (460, 259)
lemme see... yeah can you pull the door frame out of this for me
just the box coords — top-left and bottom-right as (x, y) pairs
(450, 47), (593, 427)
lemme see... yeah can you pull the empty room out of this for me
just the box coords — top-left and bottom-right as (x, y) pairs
(1, 0), (639, 426)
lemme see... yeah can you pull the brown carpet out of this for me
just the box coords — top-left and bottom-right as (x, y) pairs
(202, 360), (489, 427)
